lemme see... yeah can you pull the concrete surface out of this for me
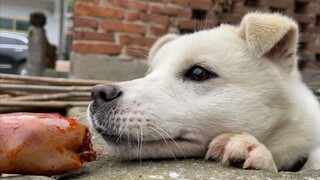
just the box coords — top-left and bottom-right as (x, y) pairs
(55, 60), (70, 72)
(2, 107), (320, 180)
(70, 53), (148, 81)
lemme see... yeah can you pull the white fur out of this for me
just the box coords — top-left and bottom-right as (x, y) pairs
(88, 12), (320, 172)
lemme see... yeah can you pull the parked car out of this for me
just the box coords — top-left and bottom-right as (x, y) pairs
(0, 31), (28, 75)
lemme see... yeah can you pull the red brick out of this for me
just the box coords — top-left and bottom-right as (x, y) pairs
(150, 26), (168, 36)
(171, 0), (189, 6)
(119, 35), (156, 47)
(106, 0), (148, 12)
(179, 19), (215, 30)
(220, 14), (241, 24)
(150, 4), (191, 17)
(101, 20), (146, 34)
(303, 3), (320, 14)
(294, 0), (318, 3)
(148, 15), (170, 26)
(74, 17), (98, 29)
(74, 4), (124, 19)
(125, 46), (149, 59)
(260, 0), (294, 9)
(77, 0), (99, 5)
(307, 45), (320, 53)
(127, 12), (139, 20)
(74, 31), (115, 42)
(304, 27), (320, 34)
(127, 12), (169, 26)
(232, 0), (245, 3)
(147, 0), (170, 2)
(293, 14), (317, 24)
(189, 0), (213, 10)
(73, 42), (121, 55)
(300, 34), (317, 43)
(232, 6), (259, 15)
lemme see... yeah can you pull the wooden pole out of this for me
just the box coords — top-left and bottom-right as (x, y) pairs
(0, 84), (93, 92)
(0, 73), (109, 86)
(3, 92), (90, 101)
(0, 101), (91, 108)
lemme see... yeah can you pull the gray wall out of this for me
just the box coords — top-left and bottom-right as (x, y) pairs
(70, 53), (148, 81)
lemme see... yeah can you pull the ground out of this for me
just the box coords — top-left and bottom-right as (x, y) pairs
(2, 107), (320, 180)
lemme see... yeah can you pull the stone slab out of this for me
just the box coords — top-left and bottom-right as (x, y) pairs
(64, 107), (320, 180)
(70, 53), (148, 81)
(2, 106), (320, 180)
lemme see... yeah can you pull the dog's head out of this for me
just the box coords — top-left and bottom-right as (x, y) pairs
(88, 12), (300, 159)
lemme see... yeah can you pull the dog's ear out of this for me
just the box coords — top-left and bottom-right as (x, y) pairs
(236, 12), (299, 73)
(147, 34), (178, 73)
(149, 33), (178, 61)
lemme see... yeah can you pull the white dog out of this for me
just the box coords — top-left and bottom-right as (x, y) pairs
(88, 12), (320, 172)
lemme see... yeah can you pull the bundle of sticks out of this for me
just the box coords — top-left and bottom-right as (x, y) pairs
(0, 73), (109, 113)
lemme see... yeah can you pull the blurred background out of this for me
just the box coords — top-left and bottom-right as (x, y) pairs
(0, 0), (319, 80)
(0, 0), (73, 76)
(0, 0), (319, 113)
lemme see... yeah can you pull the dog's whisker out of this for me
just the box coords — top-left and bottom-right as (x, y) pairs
(136, 128), (139, 153)
(127, 130), (131, 160)
(138, 122), (144, 164)
(106, 109), (115, 129)
(96, 108), (107, 128)
(202, 11), (210, 31)
(92, 113), (109, 132)
(149, 126), (177, 160)
(102, 110), (109, 129)
(75, 113), (86, 120)
(116, 120), (129, 143)
(126, 48), (148, 58)
(152, 119), (206, 132)
(121, 39), (147, 51)
(93, 102), (108, 113)
(114, 110), (122, 134)
(149, 122), (186, 159)
(91, 116), (100, 129)
(193, 18), (196, 33)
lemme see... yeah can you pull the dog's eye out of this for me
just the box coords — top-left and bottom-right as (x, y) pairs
(185, 66), (217, 81)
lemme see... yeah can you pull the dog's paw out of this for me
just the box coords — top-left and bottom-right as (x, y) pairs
(205, 132), (277, 173)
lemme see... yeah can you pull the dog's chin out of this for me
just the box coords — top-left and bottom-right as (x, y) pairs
(101, 133), (208, 160)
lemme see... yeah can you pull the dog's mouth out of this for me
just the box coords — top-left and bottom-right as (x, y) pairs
(100, 132), (199, 146)
(89, 105), (208, 159)
(98, 130), (208, 159)
(89, 106), (200, 146)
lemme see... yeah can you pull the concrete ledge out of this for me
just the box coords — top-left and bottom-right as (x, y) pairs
(70, 53), (148, 81)
(64, 107), (320, 179)
(3, 107), (320, 179)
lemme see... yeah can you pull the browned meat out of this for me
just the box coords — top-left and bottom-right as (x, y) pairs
(0, 113), (96, 175)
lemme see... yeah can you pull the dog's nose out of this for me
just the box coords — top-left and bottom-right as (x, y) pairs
(91, 84), (122, 102)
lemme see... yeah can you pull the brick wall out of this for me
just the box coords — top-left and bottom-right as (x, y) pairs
(72, 0), (319, 80)
(73, 0), (218, 59)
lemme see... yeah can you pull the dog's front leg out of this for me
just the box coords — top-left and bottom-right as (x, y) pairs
(205, 132), (277, 173)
